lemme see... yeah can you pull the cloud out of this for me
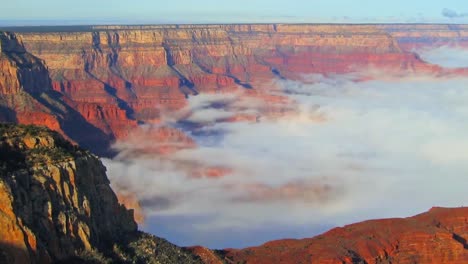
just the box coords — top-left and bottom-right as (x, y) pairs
(230, 180), (341, 204)
(416, 45), (468, 68)
(104, 70), (468, 248)
(442, 8), (468, 18)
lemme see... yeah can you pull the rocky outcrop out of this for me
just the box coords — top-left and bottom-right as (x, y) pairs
(0, 123), (135, 263)
(0, 124), (203, 264)
(191, 207), (468, 264)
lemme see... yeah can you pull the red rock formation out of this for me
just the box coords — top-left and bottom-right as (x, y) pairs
(0, 32), (63, 134)
(188, 246), (224, 264)
(0, 32), (51, 95)
(0, 31), (132, 155)
(15, 25), (452, 123)
(190, 207), (468, 264)
(115, 125), (196, 155)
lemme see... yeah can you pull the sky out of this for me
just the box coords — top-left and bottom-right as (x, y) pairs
(2, 0), (468, 25)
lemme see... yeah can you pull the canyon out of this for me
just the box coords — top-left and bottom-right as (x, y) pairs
(1, 24), (468, 263)
(1, 24), (468, 155)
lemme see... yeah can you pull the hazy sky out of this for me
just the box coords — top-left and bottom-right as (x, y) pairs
(2, 0), (468, 24)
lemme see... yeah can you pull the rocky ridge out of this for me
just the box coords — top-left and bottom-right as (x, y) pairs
(191, 207), (468, 264)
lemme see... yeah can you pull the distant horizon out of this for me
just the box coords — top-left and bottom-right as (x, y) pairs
(2, 20), (468, 28)
(2, 22), (468, 34)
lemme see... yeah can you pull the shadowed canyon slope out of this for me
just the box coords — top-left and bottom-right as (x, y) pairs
(2, 24), (468, 154)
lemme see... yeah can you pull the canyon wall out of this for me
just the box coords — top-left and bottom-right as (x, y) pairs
(0, 32), (116, 155)
(1, 24), (466, 154)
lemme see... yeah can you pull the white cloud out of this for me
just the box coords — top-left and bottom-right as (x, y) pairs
(416, 45), (468, 68)
(104, 70), (468, 248)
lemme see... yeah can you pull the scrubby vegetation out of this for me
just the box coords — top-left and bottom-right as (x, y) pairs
(108, 232), (204, 264)
(0, 123), (87, 174)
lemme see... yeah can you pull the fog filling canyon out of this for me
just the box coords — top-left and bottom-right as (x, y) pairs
(100, 46), (468, 248)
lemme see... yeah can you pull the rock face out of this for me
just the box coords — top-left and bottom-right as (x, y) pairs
(0, 32), (60, 130)
(0, 123), (202, 264)
(190, 207), (468, 264)
(0, 123), (136, 263)
(2, 24), (465, 155)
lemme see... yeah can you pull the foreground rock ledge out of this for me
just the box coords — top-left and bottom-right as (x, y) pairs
(0, 123), (202, 264)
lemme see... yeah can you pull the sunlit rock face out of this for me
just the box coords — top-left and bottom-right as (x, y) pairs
(0, 124), (204, 264)
(0, 124), (136, 263)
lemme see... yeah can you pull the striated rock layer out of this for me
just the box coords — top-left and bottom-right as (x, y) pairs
(191, 207), (468, 264)
(0, 124), (202, 264)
